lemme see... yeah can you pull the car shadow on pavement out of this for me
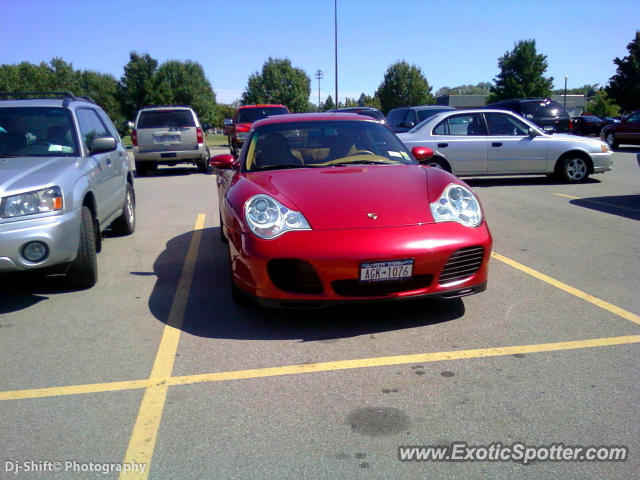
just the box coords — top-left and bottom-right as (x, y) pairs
(569, 195), (640, 221)
(146, 228), (465, 342)
(466, 176), (600, 188)
(615, 146), (640, 154)
(0, 273), (69, 313)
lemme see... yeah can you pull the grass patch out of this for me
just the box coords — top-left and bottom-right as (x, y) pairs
(120, 134), (229, 149)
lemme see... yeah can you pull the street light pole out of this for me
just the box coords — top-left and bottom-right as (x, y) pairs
(563, 76), (568, 108)
(315, 69), (324, 109)
(334, 0), (338, 108)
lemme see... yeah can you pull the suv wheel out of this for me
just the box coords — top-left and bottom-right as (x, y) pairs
(111, 183), (136, 235)
(66, 206), (98, 289)
(605, 133), (618, 149)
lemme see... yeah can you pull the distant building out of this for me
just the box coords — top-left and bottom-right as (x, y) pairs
(436, 94), (589, 116)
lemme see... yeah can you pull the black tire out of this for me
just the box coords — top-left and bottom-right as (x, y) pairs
(66, 206), (98, 289)
(605, 132), (618, 149)
(219, 211), (228, 243)
(559, 155), (590, 183)
(111, 183), (136, 236)
(197, 156), (209, 173)
(135, 160), (148, 177)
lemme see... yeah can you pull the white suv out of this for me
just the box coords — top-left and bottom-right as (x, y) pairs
(132, 106), (210, 175)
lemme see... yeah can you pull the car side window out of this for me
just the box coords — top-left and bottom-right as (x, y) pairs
(627, 112), (640, 123)
(387, 109), (406, 127)
(77, 108), (110, 152)
(485, 113), (529, 136)
(435, 114), (487, 136)
(96, 109), (120, 140)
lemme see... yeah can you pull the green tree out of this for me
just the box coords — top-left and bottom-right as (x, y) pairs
(215, 103), (237, 128)
(375, 61), (434, 114)
(242, 57), (311, 113)
(119, 52), (161, 120)
(322, 95), (335, 110)
(357, 92), (381, 110)
(584, 90), (620, 118)
(155, 60), (217, 124)
(606, 31), (640, 112)
(487, 40), (554, 103)
(78, 70), (122, 125)
(436, 82), (492, 97)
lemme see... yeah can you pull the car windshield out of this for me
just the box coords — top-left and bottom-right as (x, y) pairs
(244, 120), (415, 171)
(137, 110), (195, 128)
(521, 101), (568, 118)
(237, 107), (289, 124)
(0, 107), (79, 157)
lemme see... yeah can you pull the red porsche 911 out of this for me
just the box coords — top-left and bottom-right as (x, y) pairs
(210, 113), (492, 308)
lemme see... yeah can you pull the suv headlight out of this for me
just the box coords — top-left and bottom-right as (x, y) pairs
(1, 186), (63, 218)
(244, 194), (310, 239)
(430, 184), (482, 227)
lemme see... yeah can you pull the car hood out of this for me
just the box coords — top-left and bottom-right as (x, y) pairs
(245, 165), (433, 230)
(0, 156), (76, 194)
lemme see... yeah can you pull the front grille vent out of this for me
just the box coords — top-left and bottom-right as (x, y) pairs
(438, 246), (484, 284)
(267, 259), (323, 294)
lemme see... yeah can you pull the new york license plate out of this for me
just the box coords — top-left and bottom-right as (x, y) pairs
(360, 260), (413, 283)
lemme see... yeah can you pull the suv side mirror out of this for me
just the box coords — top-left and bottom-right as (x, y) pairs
(223, 118), (233, 127)
(90, 136), (117, 154)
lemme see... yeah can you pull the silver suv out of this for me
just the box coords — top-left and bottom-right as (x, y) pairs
(0, 92), (135, 289)
(132, 105), (210, 175)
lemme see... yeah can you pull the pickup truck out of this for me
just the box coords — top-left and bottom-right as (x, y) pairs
(225, 104), (290, 157)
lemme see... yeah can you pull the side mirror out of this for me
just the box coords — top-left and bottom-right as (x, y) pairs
(411, 146), (434, 161)
(528, 128), (539, 137)
(223, 118), (234, 127)
(90, 136), (117, 154)
(210, 153), (235, 169)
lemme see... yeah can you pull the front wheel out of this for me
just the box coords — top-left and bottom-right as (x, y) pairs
(560, 156), (589, 183)
(423, 158), (451, 172)
(605, 133), (618, 149)
(66, 206), (98, 289)
(111, 183), (136, 235)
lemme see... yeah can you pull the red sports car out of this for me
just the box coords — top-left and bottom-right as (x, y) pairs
(210, 113), (492, 308)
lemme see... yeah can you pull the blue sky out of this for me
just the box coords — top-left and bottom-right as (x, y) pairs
(1, 0), (638, 105)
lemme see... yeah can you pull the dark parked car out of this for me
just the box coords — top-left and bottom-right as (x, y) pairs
(485, 98), (571, 133)
(571, 115), (607, 136)
(327, 107), (386, 124)
(601, 110), (640, 148)
(386, 105), (456, 133)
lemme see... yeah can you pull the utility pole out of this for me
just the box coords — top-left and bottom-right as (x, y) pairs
(563, 76), (568, 108)
(315, 69), (324, 109)
(334, 0), (338, 108)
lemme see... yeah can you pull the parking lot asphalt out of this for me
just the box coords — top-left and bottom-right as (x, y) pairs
(0, 147), (638, 479)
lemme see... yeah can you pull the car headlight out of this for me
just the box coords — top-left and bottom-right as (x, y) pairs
(244, 194), (310, 239)
(600, 143), (610, 153)
(430, 184), (482, 227)
(1, 186), (63, 218)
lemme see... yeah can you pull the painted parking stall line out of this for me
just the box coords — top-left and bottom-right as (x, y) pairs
(119, 214), (206, 480)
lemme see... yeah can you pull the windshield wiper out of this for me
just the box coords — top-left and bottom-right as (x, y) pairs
(332, 159), (398, 166)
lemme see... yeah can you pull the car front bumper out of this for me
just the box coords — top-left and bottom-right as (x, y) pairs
(0, 210), (80, 272)
(590, 151), (613, 173)
(228, 221), (492, 307)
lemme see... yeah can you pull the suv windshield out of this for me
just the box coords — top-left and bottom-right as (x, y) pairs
(0, 107), (78, 157)
(244, 121), (414, 171)
(237, 107), (289, 124)
(521, 101), (568, 118)
(137, 110), (195, 128)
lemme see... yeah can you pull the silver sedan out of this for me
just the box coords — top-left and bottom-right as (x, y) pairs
(397, 109), (613, 182)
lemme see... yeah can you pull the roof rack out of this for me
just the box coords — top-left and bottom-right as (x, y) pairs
(0, 91), (96, 104)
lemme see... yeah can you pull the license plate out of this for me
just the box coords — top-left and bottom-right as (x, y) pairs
(154, 134), (180, 145)
(360, 260), (413, 283)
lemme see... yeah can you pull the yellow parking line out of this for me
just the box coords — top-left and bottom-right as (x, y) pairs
(0, 379), (151, 401)
(554, 193), (640, 213)
(492, 252), (640, 325)
(167, 335), (640, 387)
(1, 335), (637, 403)
(119, 214), (206, 480)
